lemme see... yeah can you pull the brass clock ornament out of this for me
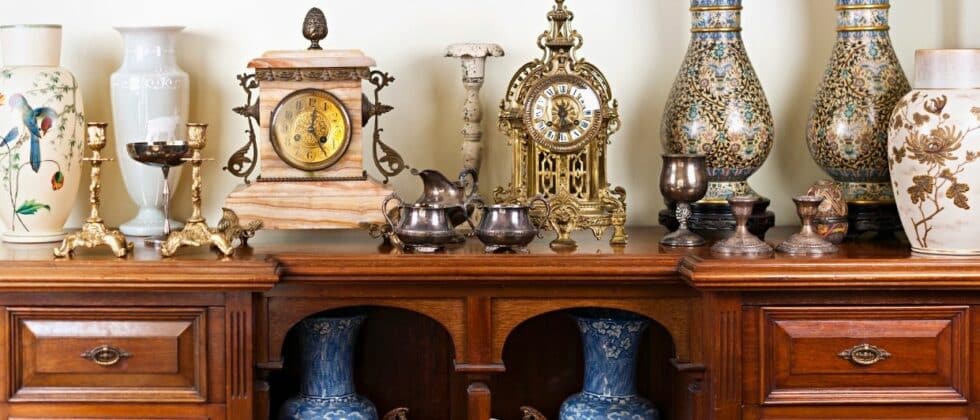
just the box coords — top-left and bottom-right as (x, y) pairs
(496, 0), (627, 248)
(224, 7), (407, 230)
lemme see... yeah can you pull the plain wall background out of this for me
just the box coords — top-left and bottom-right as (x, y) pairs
(0, 0), (976, 231)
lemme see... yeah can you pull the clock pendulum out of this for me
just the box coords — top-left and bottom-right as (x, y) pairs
(496, 0), (627, 249)
(53, 123), (134, 258)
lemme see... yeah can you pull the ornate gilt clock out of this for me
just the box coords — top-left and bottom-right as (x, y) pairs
(497, 0), (627, 248)
(224, 8), (406, 229)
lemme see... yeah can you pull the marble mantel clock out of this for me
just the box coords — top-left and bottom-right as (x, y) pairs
(496, 0), (627, 248)
(224, 8), (406, 229)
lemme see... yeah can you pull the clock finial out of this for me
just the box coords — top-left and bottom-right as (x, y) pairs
(544, 0), (576, 51)
(303, 7), (328, 50)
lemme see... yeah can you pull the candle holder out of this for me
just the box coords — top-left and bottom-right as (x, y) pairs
(711, 195), (773, 256)
(54, 123), (133, 258)
(126, 140), (190, 247)
(659, 154), (709, 247)
(777, 195), (839, 255)
(160, 124), (262, 257)
(445, 43), (504, 172)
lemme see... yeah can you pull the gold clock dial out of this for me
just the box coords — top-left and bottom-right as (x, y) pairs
(524, 75), (603, 152)
(270, 88), (352, 171)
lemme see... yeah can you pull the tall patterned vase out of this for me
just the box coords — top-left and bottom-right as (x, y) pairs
(888, 49), (980, 255)
(559, 310), (658, 420)
(111, 26), (189, 237)
(806, 0), (910, 235)
(279, 316), (378, 420)
(661, 0), (775, 237)
(0, 25), (84, 243)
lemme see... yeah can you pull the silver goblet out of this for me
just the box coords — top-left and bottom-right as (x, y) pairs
(126, 141), (191, 247)
(660, 154), (708, 247)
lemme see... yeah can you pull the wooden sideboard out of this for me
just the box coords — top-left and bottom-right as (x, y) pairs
(0, 227), (978, 419)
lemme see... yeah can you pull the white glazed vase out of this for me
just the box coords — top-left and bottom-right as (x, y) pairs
(0, 25), (85, 243)
(110, 26), (188, 236)
(888, 49), (980, 255)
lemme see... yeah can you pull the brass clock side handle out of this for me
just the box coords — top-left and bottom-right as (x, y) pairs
(81, 344), (132, 367)
(365, 70), (409, 183)
(225, 72), (260, 184)
(838, 343), (891, 366)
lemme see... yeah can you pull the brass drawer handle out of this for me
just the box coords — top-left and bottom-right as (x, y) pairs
(80, 345), (132, 367)
(838, 343), (891, 366)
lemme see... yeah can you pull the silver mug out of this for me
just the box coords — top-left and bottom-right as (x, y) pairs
(473, 196), (551, 253)
(383, 193), (465, 253)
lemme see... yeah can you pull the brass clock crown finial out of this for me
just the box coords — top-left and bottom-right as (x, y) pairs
(303, 7), (328, 50)
(544, 0), (576, 51)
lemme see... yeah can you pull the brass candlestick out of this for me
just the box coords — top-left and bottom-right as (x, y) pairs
(54, 123), (133, 258)
(160, 124), (262, 257)
(776, 195), (839, 256)
(711, 196), (774, 256)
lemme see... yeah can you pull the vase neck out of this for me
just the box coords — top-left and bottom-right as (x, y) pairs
(690, 0), (742, 38)
(836, 0), (890, 33)
(0, 25), (62, 67)
(116, 27), (182, 70)
(297, 316), (364, 398)
(576, 315), (649, 396)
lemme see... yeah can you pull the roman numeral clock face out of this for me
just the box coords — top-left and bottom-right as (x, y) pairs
(270, 88), (352, 171)
(524, 76), (602, 152)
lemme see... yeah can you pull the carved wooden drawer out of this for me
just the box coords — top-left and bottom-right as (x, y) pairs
(8, 307), (207, 402)
(755, 306), (968, 405)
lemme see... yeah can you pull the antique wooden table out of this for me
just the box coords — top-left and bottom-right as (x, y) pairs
(0, 227), (977, 419)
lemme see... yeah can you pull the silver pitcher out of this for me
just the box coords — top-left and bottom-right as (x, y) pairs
(414, 168), (479, 228)
(383, 193), (466, 253)
(473, 196), (551, 253)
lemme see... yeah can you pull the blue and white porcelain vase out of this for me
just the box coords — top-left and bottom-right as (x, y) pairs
(806, 0), (910, 205)
(559, 310), (658, 420)
(279, 316), (378, 420)
(662, 0), (774, 203)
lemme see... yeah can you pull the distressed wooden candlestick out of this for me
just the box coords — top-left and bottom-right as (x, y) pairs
(161, 124), (262, 257)
(54, 123), (133, 258)
(445, 43), (504, 172)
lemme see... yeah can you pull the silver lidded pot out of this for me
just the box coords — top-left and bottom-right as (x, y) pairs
(473, 196), (551, 253)
(383, 193), (467, 253)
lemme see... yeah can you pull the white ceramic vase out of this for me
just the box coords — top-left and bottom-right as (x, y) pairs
(888, 49), (980, 255)
(0, 25), (85, 243)
(110, 26), (188, 237)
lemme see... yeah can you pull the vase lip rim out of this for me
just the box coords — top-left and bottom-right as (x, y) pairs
(570, 308), (649, 322)
(0, 24), (61, 29)
(113, 25), (186, 33)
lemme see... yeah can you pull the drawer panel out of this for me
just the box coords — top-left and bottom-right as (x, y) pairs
(759, 306), (968, 404)
(9, 307), (207, 402)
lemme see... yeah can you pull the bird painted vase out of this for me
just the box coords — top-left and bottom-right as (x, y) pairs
(806, 0), (910, 205)
(111, 26), (189, 237)
(559, 310), (658, 420)
(662, 0), (774, 203)
(0, 25), (84, 243)
(279, 316), (378, 420)
(888, 49), (980, 255)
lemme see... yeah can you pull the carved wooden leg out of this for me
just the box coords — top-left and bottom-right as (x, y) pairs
(671, 359), (707, 420)
(467, 381), (491, 420)
(227, 292), (254, 419)
(703, 292), (741, 420)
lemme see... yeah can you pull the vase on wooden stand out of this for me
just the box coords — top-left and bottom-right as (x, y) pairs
(660, 0), (775, 238)
(806, 0), (910, 237)
(0, 25), (85, 243)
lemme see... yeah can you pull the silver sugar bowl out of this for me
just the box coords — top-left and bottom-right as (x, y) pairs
(473, 196), (551, 253)
(382, 193), (466, 253)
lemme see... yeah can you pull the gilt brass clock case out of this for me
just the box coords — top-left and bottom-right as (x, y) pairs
(269, 88), (353, 172)
(521, 74), (604, 154)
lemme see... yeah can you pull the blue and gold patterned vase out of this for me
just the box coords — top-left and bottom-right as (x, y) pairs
(279, 316), (378, 420)
(559, 310), (658, 420)
(806, 0), (910, 232)
(660, 0), (775, 236)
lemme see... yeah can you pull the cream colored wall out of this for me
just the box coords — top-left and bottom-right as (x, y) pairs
(0, 0), (974, 230)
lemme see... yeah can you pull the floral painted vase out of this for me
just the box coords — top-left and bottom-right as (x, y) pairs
(888, 49), (980, 255)
(806, 0), (910, 206)
(0, 25), (84, 243)
(279, 316), (378, 420)
(662, 0), (774, 203)
(559, 310), (658, 420)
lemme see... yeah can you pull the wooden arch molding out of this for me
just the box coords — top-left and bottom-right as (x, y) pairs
(490, 297), (695, 364)
(264, 298), (465, 365)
